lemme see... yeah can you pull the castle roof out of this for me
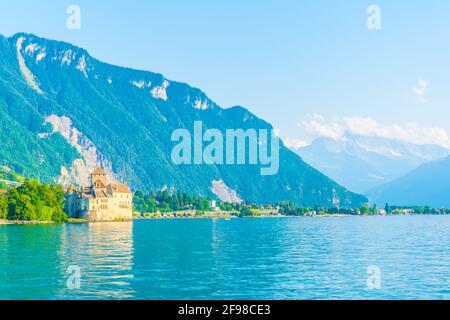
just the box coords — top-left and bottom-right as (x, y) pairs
(81, 182), (131, 200)
(92, 167), (107, 175)
(93, 188), (109, 198)
(107, 183), (131, 194)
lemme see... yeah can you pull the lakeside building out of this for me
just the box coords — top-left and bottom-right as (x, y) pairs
(65, 167), (133, 222)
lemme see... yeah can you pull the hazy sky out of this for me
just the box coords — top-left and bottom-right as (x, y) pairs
(1, 0), (450, 148)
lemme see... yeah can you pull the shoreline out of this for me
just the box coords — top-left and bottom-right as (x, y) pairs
(1, 214), (445, 226)
(0, 220), (58, 225)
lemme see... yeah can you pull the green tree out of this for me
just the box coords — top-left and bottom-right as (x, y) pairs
(239, 206), (253, 217)
(52, 207), (68, 223)
(372, 204), (378, 215)
(360, 204), (371, 215)
(15, 195), (36, 221)
(385, 203), (391, 215)
(4, 179), (66, 222)
(0, 195), (7, 219)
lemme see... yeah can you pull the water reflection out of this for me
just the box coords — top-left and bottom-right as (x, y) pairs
(58, 222), (135, 299)
(0, 222), (134, 300)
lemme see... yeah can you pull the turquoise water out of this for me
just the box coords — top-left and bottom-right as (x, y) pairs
(1, 216), (450, 300)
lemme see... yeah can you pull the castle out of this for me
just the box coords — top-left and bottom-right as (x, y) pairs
(65, 167), (133, 222)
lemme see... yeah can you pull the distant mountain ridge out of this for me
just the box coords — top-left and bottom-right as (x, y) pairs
(0, 33), (367, 207)
(295, 133), (449, 193)
(367, 156), (450, 207)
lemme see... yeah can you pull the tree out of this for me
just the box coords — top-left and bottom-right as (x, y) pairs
(239, 206), (253, 217)
(52, 207), (68, 223)
(385, 203), (391, 215)
(220, 202), (234, 212)
(0, 195), (7, 219)
(7, 188), (20, 220)
(4, 179), (67, 222)
(360, 205), (371, 215)
(372, 204), (378, 215)
(15, 195), (36, 221)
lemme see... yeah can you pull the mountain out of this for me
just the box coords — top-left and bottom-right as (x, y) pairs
(367, 156), (450, 207)
(295, 133), (449, 193)
(0, 33), (367, 207)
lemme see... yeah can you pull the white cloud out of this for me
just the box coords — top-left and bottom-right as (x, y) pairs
(282, 137), (310, 149)
(412, 79), (429, 104)
(311, 113), (325, 121)
(303, 119), (343, 140)
(301, 114), (450, 149)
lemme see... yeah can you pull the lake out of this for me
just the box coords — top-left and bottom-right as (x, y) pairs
(1, 216), (450, 300)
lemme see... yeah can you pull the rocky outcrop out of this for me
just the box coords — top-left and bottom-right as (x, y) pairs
(212, 180), (243, 204)
(44, 115), (115, 186)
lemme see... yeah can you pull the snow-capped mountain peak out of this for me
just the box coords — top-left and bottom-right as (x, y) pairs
(295, 132), (450, 193)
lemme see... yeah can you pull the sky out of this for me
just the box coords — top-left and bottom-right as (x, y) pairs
(1, 0), (450, 148)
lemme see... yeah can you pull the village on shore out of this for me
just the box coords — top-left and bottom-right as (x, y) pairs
(1, 166), (450, 225)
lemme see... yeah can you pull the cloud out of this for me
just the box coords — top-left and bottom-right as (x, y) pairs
(301, 115), (450, 149)
(282, 137), (310, 149)
(303, 119), (343, 140)
(412, 79), (429, 104)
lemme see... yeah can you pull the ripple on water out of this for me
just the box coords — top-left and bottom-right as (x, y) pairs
(1, 216), (450, 299)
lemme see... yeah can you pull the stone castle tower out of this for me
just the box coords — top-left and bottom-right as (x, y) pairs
(65, 167), (133, 222)
(91, 167), (107, 187)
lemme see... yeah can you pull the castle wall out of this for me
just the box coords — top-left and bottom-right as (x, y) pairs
(64, 192), (77, 218)
(74, 193), (133, 222)
(64, 168), (133, 222)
